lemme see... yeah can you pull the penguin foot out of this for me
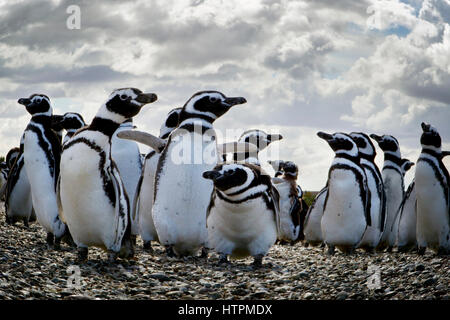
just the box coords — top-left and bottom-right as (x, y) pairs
(218, 254), (228, 265)
(143, 241), (153, 253)
(119, 238), (135, 260)
(46, 232), (55, 249)
(252, 254), (264, 269)
(54, 237), (61, 250)
(23, 218), (29, 228)
(165, 246), (176, 258)
(417, 247), (426, 255)
(436, 247), (449, 256)
(386, 246), (393, 253)
(199, 247), (209, 259)
(327, 245), (335, 256)
(107, 251), (118, 264)
(77, 247), (88, 263)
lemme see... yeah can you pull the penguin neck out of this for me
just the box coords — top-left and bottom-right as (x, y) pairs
(421, 146), (442, 158)
(360, 152), (375, 163)
(89, 117), (121, 138)
(334, 152), (359, 163)
(177, 116), (214, 133)
(383, 152), (402, 167)
(178, 111), (215, 127)
(31, 114), (52, 126)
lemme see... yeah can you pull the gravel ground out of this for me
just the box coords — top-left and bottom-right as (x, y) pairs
(0, 203), (448, 300)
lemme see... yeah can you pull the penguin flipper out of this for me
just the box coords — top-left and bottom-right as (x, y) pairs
(304, 186), (327, 227)
(109, 161), (130, 252)
(132, 169), (144, 225)
(268, 185), (282, 236)
(117, 130), (166, 153)
(56, 174), (66, 224)
(288, 196), (302, 239)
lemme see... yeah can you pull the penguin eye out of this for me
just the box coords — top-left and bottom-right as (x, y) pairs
(209, 96), (218, 103)
(35, 98), (41, 103)
(120, 95), (128, 100)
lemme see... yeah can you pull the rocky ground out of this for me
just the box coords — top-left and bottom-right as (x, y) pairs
(0, 206), (448, 300)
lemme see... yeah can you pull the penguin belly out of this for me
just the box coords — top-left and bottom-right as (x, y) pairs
(321, 170), (367, 251)
(138, 152), (159, 242)
(6, 157), (33, 221)
(24, 131), (65, 237)
(378, 170), (403, 249)
(152, 132), (215, 256)
(273, 181), (298, 241)
(111, 135), (141, 235)
(358, 169), (382, 250)
(415, 162), (450, 252)
(207, 199), (277, 259)
(397, 184), (417, 252)
(60, 144), (116, 249)
(304, 188), (326, 246)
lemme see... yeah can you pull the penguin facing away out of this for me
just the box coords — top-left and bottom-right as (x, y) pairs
(397, 179), (417, 253)
(58, 88), (157, 262)
(135, 107), (182, 252)
(370, 133), (405, 252)
(415, 123), (450, 255)
(267, 160), (302, 243)
(317, 132), (370, 255)
(120, 91), (247, 257)
(203, 162), (280, 267)
(56, 112), (86, 145)
(19, 94), (66, 247)
(350, 132), (386, 252)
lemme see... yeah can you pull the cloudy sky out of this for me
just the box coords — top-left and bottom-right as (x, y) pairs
(0, 0), (449, 190)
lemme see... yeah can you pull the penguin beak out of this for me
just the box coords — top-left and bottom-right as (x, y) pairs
(135, 93), (158, 105)
(370, 134), (382, 143)
(317, 132), (333, 141)
(421, 122), (431, 132)
(223, 97), (247, 107)
(18, 98), (31, 106)
(267, 134), (283, 142)
(202, 171), (221, 181)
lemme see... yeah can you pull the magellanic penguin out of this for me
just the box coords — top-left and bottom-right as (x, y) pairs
(203, 162), (280, 267)
(134, 107), (182, 252)
(415, 123), (450, 255)
(58, 88), (157, 262)
(19, 94), (67, 246)
(370, 133), (406, 252)
(229, 130), (283, 165)
(0, 161), (9, 199)
(317, 132), (370, 255)
(118, 91), (248, 257)
(350, 132), (386, 252)
(55, 112), (86, 145)
(303, 187), (327, 247)
(5, 147), (20, 169)
(397, 179), (417, 253)
(267, 160), (302, 243)
(111, 118), (142, 238)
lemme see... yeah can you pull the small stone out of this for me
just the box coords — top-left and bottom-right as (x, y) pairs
(336, 292), (349, 300)
(303, 292), (314, 300)
(415, 264), (425, 272)
(149, 273), (171, 282)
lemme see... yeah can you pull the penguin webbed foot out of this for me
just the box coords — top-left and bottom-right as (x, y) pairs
(199, 247), (209, 259)
(77, 247), (88, 263)
(327, 244), (335, 256)
(252, 254), (264, 269)
(218, 254), (229, 265)
(143, 241), (154, 254)
(23, 218), (29, 228)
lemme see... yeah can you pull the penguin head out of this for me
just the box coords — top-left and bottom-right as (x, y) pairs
(181, 91), (246, 123)
(317, 132), (359, 157)
(159, 107), (182, 139)
(239, 130), (283, 151)
(18, 94), (52, 116)
(420, 122), (441, 151)
(400, 158), (414, 175)
(203, 163), (263, 194)
(281, 161), (298, 178)
(5, 147), (20, 168)
(268, 160), (285, 176)
(57, 112), (86, 131)
(102, 88), (157, 123)
(51, 114), (65, 133)
(369, 134), (400, 155)
(350, 132), (376, 161)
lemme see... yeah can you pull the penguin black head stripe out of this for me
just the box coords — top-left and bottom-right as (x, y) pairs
(160, 107), (182, 139)
(239, 129), (283, 151)
(104, 88), (157, 120)
(18, 94), (52, 116)
(5, 147), (20, 168)
(370, 134), (400, 153)
(58, 112), (86, 131)
(420, 122), (441, 150)
(179, 91), (246, 123)
(350, 132), (376, 161)
(401, 158), (414, 175)
(317, 132), (358, 157)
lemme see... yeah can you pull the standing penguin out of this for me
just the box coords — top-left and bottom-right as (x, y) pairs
(135, 107), (182, 252)
(303, 187), (327, 247)
(0, 162), (9, 199)
(317, 132), (370, 255)
(267, 160), (302, 243)
(203, 163), (280, 267)
(397, 179), (417, 253)
(56, 112), (86, 145)
(370, 134), (406, 252)
(5, 147), (20, 169)
(58, 88), (157, 262)
(111, 118), (142, 239)
(350, 132), (386, 252)
(415, 123), (450, 255)
(19, 94), (66, 246)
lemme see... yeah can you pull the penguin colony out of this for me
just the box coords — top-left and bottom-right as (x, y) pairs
(1, 90), (449, 270)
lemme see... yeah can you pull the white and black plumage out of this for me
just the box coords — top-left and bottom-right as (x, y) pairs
(19, 94), (67, 247)
(415, 123), (450, 255)
(132, 91), (247, 257)
(226, 129), (283, 165)
(397, 179), (417, 253)
(370, 133), (406, 252)
(5, 147), (20, 169)
(111, 118), (142, 237)
(0, 161), (9, 199)
(267, 160), (302, 243)
(304, 186), (327, 247)
(350, 132), (386, 252)
(58, 88), (157, 262)
(317, 132), (371, 255)
(203, 162), (280, 267)
(135, 107), (182, 252)
(55, 112), (86, 145)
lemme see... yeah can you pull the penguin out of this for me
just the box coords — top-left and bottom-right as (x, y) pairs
(5, 147), (20, 169)
(370, 133), (406, 252)
(229, 130), (283, 165)
(0, 161), (9, 199)
(350, 132), (386, 252)
(415, 123), (450, 255)
(51, 114), (65, 144)
(267, 160), (302, 243)
(303, 187), (327, 247)
(56, 112), (86, 144)
(135, 107), (182, 252)
(397, 179), (417, 253)
(203, 162), (280, 267)
(111, 118), (142, 239)
(58, 88), (157, 262)
(19, 94), (67, 246)
(317, 132), (370, 255)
